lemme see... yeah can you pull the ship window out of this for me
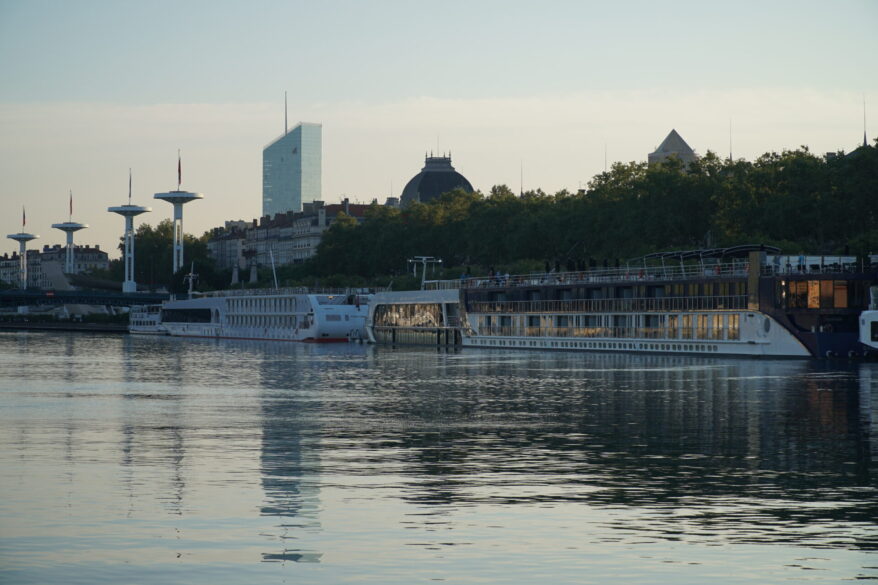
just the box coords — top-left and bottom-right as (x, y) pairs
(712, 314), (724, 340)
(807, 281), (820, 309)
(820, 280), (833, 308)
(728, 314), (740, 340)
(667, 315), (678, 338)
(833, 281), (848, 308)
(696, 314), (708, 339)
(872, 322), (878, 342)
(681, 314), (693, 339)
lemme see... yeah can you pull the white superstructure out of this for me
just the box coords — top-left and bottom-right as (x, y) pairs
(129, 304), (166, 335)
(159, 288), (371, 342)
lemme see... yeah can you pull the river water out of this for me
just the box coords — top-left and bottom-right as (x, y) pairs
(0, 332), (876, 584)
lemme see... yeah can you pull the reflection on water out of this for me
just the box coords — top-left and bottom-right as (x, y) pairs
(0, 333), (876, 584)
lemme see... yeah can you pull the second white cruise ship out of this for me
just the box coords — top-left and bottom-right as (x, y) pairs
(158, 288), (371, 342)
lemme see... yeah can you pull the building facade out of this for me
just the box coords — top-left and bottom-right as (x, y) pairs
(262, 122), (322, 217)
(207, 199), (370, 271)
(0, 244), (109, 289)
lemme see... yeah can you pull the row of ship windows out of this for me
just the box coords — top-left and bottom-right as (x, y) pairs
(477, 282), (747, 303)
(227, 298), (301, 312)
(225, 314), (346, 328)
(227, 315), (305, 329)
(474, 339), (723, 352)
(478, 313), (741, 341)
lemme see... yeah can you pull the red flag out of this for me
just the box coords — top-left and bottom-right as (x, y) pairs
(177, 150), (181, 189)
(69, 190), (73, 218)
(22, 206), (25, 228)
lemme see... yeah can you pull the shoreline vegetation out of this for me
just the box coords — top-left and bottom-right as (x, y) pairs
(90, 144), (875, 292)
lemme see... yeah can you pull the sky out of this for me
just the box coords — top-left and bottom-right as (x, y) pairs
(0, 0), (876, 257)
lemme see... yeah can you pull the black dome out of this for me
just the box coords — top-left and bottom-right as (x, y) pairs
(400, 155), (473, 206)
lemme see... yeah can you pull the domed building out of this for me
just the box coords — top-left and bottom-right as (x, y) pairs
(400, 153), (473, 206)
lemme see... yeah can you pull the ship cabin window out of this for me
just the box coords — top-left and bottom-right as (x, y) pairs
(616, 286), (633, 299)
(162, 308), (212, 323)
(696, 314), (709, 339)
(820, 280), (834, 308)
(801, 280), (842, 309)
(672, 284), (684, 297)
(728, 314), (740, 340)
(586, 288), (602, 299)
(688, 283), (699, 297)
(872, 322), (878, 342)
(527, 290), (541, 301)
(556, 316), (569, 327)
(558, 289), (573, 301)
(833, 281), (848, 308)
(490, 291), (507, 302)
(500, 316), (512, 327)
(807, 281), (821, 309)
(681, 314), (693, 339)
(711, 314), (724, 340)
(646, 285), (665, 298)
(667, 315), (679, 338)
(584, 315), (601, 327)
(527, 316), (541, 327)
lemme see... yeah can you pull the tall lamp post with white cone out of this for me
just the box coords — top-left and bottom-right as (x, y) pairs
(154, 151), (203, 276)
(7, 207), (39, 290)
(51, 190), (88, 274)
(109, 170), (151, 293)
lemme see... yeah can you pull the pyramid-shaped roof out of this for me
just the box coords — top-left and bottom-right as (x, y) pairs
(648, 129), (698, 165)
(653, 129), (695, 155)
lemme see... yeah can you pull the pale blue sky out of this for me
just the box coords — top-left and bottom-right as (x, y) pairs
(0, 0), (876, 254)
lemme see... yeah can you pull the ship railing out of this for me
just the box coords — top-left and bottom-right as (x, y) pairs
(469, 295), (747, 314)
(760, 263), (862, 276)
(430, 262), (750, 290)
(199, 287), (382, 298)
(424, 280), (462, 290)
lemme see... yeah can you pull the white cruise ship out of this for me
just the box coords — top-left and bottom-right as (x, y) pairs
(158, 289), (371, 342)
(367, 246), (878, 358)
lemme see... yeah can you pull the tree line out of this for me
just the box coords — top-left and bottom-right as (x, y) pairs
(91, 143), (876, 291)
(312, 144), (877, 279)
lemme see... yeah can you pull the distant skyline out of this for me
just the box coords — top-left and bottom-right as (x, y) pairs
(1, 0), (876, 256)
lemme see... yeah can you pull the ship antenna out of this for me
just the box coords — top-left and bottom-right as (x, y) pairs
(177, 149), (182, 191)
(864, 94), (868, 148)
(729, 117), (733, 162)
(128, 168), (132, 205)
(284, 90), (288, 136)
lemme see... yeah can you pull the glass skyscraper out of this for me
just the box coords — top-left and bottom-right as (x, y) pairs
(262, 122), (322, 217)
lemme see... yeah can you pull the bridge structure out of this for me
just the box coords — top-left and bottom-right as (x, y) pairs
(0, 290), (171, 308)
